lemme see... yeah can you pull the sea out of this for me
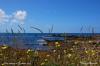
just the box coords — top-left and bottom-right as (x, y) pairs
(0, 33), (99, 50)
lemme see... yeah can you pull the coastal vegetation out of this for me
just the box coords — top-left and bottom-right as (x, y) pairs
(0, 25), (99, 66)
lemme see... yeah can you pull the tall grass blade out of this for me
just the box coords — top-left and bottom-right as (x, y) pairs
(30, 26), (43, 33)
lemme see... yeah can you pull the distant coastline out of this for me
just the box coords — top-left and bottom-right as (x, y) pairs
(0, 33), (99, 36)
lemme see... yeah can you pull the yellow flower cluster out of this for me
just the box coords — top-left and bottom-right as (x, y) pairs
(41, 62), (45, 66)
(63, 50), (67, 53)
(26, 49), (32, 54)
(46, 54), (50, 57)
(67, 53), (72, 58)
(1, 45), (8, 50)
(55, 42), (61, 48)
(74, 41), (79, 44)
(40, 59), (48, 66)
(85, 50), (96, 56)
(1, 64), (5, 66)
(91, 50), (96, 56)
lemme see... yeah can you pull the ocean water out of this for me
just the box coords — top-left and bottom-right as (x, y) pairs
(0, 33), (99, 50)
(0, 33), (99, 36)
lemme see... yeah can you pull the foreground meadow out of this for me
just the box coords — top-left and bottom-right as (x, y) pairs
(0, 39), (100, 66)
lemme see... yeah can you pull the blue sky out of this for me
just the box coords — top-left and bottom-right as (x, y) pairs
(0, 0), (100, 33)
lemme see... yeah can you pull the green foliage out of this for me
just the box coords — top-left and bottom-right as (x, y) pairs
(43, 62), (60, 66)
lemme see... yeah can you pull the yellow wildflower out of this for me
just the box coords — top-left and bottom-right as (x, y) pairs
(75, 41), (78, 44)
(55, 42), (59, 45)
(44, 59), (48, 62)
(1, 64), (4, 66)
(91, 50), (96, 56)
(1, 45), (8, 49)
(46, 54), (50, 57)
(27, 49), (31, 53)
(85, 50), (88, 54)
(70, 48), (73, 51)
(64, 50), (67, 53)
(41, 62), (45, 66)
(67, 53), (72, 58)
(57, 44), (60, 47)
